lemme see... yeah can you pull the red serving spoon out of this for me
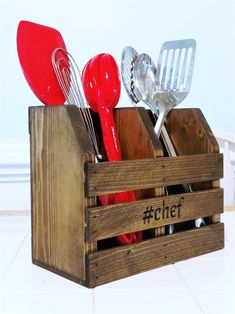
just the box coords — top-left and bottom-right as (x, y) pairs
(82, 53), (142, 244)
(17, 20), (67, 105)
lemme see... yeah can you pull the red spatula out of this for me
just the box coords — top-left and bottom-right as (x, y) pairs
(17, 20), (67, 105)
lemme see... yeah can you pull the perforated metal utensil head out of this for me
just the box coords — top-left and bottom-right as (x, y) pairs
(156, 39), (196, 100)
(133, 53), (159, 106)
(154, 39), (196, 136)
(121, 46), (140, 104)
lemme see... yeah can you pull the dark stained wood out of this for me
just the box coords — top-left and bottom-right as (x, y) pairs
(165, 108), (223, 223)
(115, 107), (165, 236)
(165, 108), (219, 155)
(29, 105), (95, 281)
(85, 153), (223, 196)
(87, 223), (224, 287)
(115, 108), (162, 158)
(29, 106), (224, 288)
(86, 188), (223, 241)
(165, 108), (220, 191)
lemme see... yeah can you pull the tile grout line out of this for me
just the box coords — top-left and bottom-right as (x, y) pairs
(174, 264), (206, 314)
(0, 230), (30, 283)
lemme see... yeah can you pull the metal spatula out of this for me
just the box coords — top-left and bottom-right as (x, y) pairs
(154, 39), (205, 228)
(154, 39), (196, 136)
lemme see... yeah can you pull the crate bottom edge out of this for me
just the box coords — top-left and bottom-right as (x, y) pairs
(32, 259), (90, 288)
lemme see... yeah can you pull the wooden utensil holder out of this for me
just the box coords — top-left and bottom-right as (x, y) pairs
(29, 105), (224, 288)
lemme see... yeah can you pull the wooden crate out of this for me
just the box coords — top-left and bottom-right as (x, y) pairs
(29, 105), (224, 288)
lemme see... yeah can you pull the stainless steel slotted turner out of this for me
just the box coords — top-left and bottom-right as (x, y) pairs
(153, 39), (205, 228)
(154, 39), (196, 136)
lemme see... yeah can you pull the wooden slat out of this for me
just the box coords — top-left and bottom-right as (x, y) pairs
(86, 223), (224, 287)
(86, 188), (223, 241)
(85, 153), (223, 196)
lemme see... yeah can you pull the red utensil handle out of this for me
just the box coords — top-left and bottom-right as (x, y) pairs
(98, 104), (121, 161)
(98, 104), (142, 244)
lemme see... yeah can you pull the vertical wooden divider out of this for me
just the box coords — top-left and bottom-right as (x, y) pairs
(165, 108), (222, 224)
(115, 107), (165, 237)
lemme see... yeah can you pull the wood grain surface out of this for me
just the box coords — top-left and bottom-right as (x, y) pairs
(29, 106), (224, 287)
(87, 223), (224, 287)
(115, 107), (165, 236)
(29, 105), (95, 281)
(86, 153), (223, 196)
(86, 188), (223, 241)
(165, 108), (223, 224)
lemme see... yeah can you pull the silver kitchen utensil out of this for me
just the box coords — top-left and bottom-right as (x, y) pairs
(52, 48), (101, 161)
(121, 47), (165, 236)
(154, 39), (196, 137)
(132, 42), (205, 229)
(121, 47), (176, 158)
(121, 47), (173, 235)
(121, 46), (139, 104)
(155, 39), (205, 228)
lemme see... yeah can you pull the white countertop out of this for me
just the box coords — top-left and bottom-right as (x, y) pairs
(0, 212), (235, 314)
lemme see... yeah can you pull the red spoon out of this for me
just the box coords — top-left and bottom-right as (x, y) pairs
(17, 20), (67, 105)
(82, 53), (142, 244)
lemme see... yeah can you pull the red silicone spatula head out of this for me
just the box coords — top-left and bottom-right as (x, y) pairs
(17, 20), (67, 105)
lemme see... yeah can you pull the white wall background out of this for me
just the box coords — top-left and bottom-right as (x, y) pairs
(0, 0), (235, 210)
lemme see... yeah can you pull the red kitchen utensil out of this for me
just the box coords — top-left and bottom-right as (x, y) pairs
(17, 20), (67, 105)
(82, 53), (142, 244)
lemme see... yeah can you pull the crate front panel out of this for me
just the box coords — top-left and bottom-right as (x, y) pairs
(86, 223), (224, 287)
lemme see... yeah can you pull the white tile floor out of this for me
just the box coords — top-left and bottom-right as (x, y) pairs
(0, 213), (235, 314)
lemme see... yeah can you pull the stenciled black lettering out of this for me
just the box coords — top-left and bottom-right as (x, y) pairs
(171, 205), (177, 217)
(154, 207), (161, 220)
(176, 197), (184, 218)
(143, 206), (154, 224)
(142, 197), (184, 223)
(163, 199), (170, 219)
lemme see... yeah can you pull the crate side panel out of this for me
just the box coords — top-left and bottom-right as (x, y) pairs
(29, 106), (92, 281)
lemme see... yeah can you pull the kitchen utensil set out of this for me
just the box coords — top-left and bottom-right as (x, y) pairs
(17, 20), (206, 246)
